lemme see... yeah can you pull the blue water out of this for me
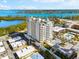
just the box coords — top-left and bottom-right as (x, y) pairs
(0, 20), (24, 27)
(0, 10), (79, 17)
(0, 10), (79, 27)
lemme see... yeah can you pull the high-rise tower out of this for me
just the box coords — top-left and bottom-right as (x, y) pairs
(27, 17), (53, 42)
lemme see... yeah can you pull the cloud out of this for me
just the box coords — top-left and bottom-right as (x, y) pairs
(0, 0), (79, 9)
(55, 0), (79, 9)
(33, 0), (64, 3)
(0, 4), (36, 10)
(0, 4), (10, 9)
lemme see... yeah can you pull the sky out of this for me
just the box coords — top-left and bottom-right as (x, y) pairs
(0, 0), (79, 9)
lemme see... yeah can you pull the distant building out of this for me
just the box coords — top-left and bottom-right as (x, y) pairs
(71, 24), (79, 30)
(27, 17), (53, 42)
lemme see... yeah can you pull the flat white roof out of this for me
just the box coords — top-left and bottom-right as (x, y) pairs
(67, 28), (79, 33)
(15, 46), (35, 58)
(46, 39), (61, 46)
(11, 40), (26, 48)
(26, 57), (32, 59)
(0, 46), (5, 53)
(0, 42), (3, 46)
(13, 36), (21, 40)
(52, 26), (65, 32)
(1, 56), (9, 59)
(8, 36), (21, 43)
(8, 38), (15, 43)
(64, 33), (75, 40)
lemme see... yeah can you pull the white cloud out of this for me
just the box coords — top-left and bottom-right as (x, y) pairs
(51, 0), (79, 9)
(0, 3), (37, 10)
(0, 4), (10, 9)
(33, 0), (64, 2)
(0, 0), (79, 9)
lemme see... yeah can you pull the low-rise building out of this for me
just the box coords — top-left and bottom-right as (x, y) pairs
(52, 26), (67, 39)
(73, 42), (79, 51)
(59, 42), (73, 50)
(14, 46), (36, 59)
(0, 42), (6, 54)
(0, 46), (5, 53)
(8, 36), (21, 43)
(53, 42), (77, 59)
(63, 32), (75, 41)
(0, 41), (9, 59)
(45, 38), (61, 47)
(1, 56), (9, 59)
(0, 42), (3, 46)
(10, 40), (26, 50)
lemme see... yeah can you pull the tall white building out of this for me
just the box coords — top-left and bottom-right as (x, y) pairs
(39, 19), (47, 41)
(27, 17), (53, 42)
(46, 19), (53, 40)
(27, 17), (32, 36)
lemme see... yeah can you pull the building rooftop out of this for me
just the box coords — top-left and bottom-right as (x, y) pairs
(15, 46), (36, 58)
(0, 42), (3, 46)
(52, 26), (65, 32)
(73, 42), (79, 51)
(13, 36), (21, 40)
(60, 42), (73, 50)
(63, 32), (75, 41)
(26, 57), (32, 59)
(46, 38), (61, 46)
(67, 28), (79, 34)
(58, 48), (73, 56)
(53, 42), (74, 56)
(8, 38), (15, 43)
(10, 40), (26, 49)
(8, 36), (21, 43)
(1, 56), (9, 59)
(0, 46), (5, 53)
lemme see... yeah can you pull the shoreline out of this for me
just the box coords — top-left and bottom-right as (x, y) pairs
(0, 21), (26, 36)
(0, 16), (26, 21)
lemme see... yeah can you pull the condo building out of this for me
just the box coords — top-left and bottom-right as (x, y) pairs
(46, 19), (53, 40)
(27, 17), (53, 42)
